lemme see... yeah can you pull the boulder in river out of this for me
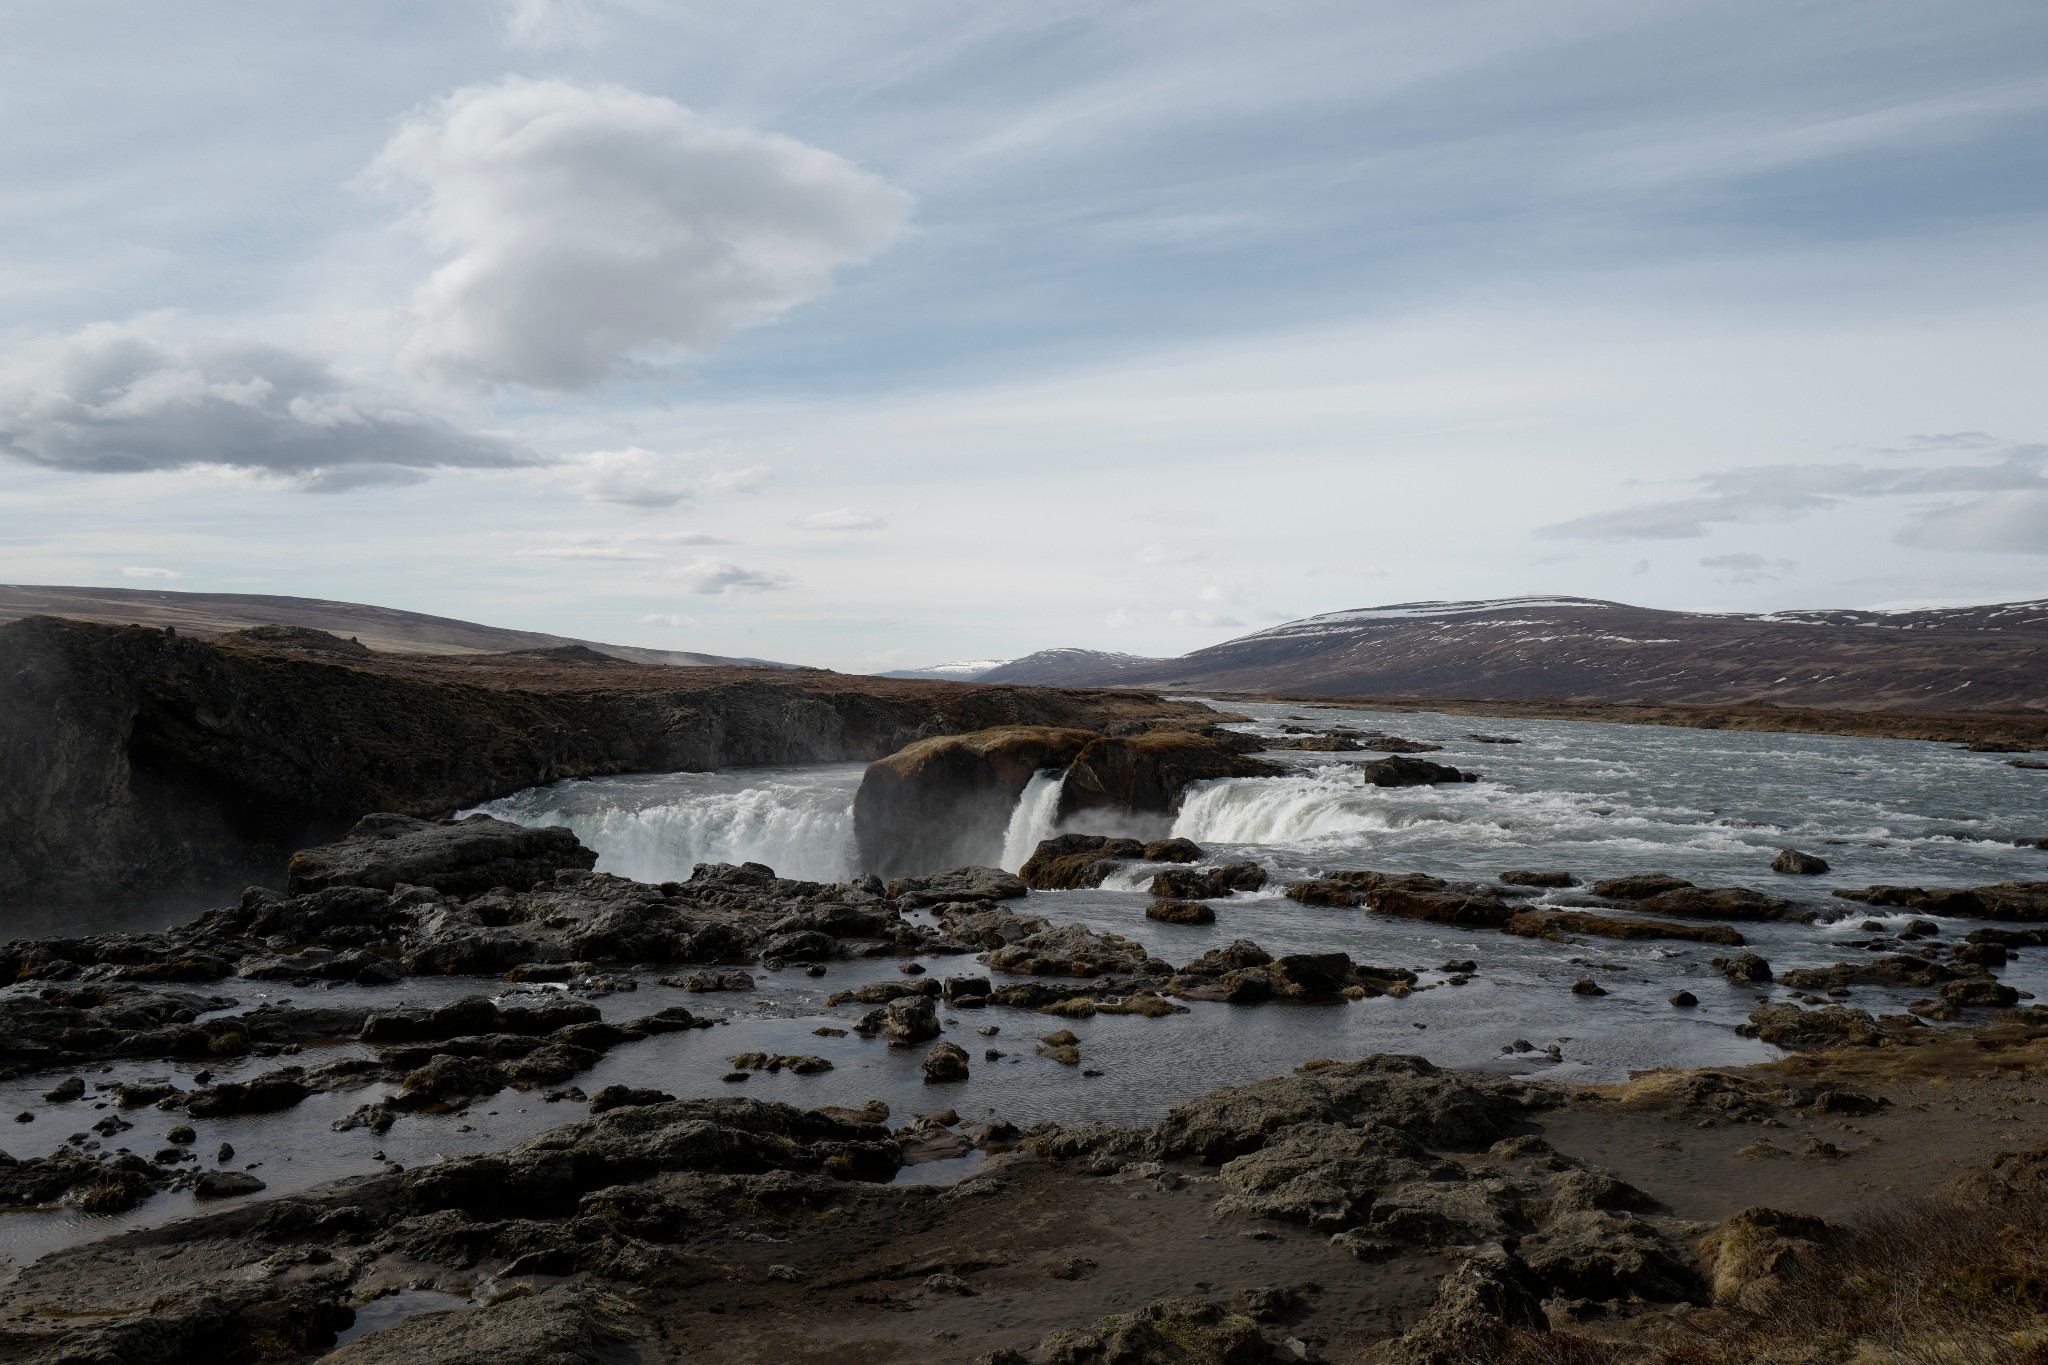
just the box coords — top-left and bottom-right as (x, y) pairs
(1360, 755), (1475, 787)
(1019, 834), (1143, 890)
(922, 1040), (971, 1083)
(1591, 873), (1694, 900)
(1056, 730), (1283, 822)
(1715, 952), (1774, 984)
(1151, 862), (1266, 899)
(1832, 881), (2048, 922)
(854, 726), (1100, 878)
(989, 923), (1160, 977)
(1146, 899), (1215, 925)
(1638, 886), (1798, 922)
(1772, 848), (1830, 875)
(286, 813), (595, 896)
(1500, 869), (1578, 888)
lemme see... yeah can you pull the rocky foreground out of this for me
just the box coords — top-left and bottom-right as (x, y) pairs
(2, 1015), (2044, 1364)
(3, 815), (2048, 1361)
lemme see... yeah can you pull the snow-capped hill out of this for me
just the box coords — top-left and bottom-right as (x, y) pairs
(874, 658), (1014, 681)
(977, 595), (2048, 711)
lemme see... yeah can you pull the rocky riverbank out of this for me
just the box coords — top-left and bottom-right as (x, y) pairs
(2, 1017), (2043, 1364)
(0, 616), (1218, 915)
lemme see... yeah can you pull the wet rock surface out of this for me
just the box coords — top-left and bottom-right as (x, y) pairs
(1833, 879), (2048, 922)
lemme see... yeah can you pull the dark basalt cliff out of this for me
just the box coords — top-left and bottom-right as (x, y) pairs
(0, 616), (1214, 917)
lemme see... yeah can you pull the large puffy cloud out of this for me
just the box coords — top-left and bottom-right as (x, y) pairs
(373, 78), (913, 390)
(0, 322), (527, 486)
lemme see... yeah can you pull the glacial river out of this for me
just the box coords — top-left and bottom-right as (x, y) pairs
(4, 702), (2044, 1266)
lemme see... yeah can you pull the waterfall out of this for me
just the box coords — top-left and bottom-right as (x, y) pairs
(1171, 770), (1398, 845)
(477, 778), (858, 883)
(997, 770), (1067, 872)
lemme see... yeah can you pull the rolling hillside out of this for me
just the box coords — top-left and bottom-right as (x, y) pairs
(973, 595), (2048, 711)
(0, 585), (790, 668)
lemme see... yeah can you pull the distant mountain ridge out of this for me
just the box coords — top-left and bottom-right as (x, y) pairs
(969, 595), (2048, 712)
(0, 585), (793, 669)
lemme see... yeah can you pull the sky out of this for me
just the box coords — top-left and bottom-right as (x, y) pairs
(2, 0), (2046, 671)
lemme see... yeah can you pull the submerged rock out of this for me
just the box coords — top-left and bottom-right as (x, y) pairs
(1020, 834), (1143, 890)
(1150, 862), (1266, 900)
(1360, 755), (1475, 787)
(1772, 848), (1830, 875)
(1505, 909), (1744, 946)
(1500, 869), (1578, 888)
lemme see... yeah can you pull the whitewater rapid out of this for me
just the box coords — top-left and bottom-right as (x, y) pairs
(470, 765), (864, 884)
(475, 699), (2048, 897)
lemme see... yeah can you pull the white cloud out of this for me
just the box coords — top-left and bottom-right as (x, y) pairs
(638, 611), (703, 627)
(647, 557), (793, 594)
(1135, 541), (1208, 565)
(1195, 573), (1260, 604)
(499, 0), (611, 49)
(1105, 609), (1138, 628)
(514, 544), (660, 562)
(0, 322), (526, 486)
(700, 465), (771, 494)
(1539, 447), (2048, 542)
(1898, 490), (2048, 554)
(372, 77), (913, 390)
(795, 507), (886, 531)
(1169, 608), (1246, 628)
(1306, 564), (1389, 578)
(121, 565), (181, 579)
(551, 447), (771, 508)
(1700, 552), (1798, 583)
(510, 528), (728, 560)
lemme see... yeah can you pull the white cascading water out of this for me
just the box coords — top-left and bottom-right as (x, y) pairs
(998, 770), (1067, 872)
(480, 781), (858, 884)
(1171, 770), (1399, 845)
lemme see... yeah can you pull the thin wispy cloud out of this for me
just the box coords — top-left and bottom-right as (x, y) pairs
(1539, 445), (2048, 545)
(647, 558), (793, 594)
(1701, 552), (1798, 584)
(794, 508), (887, 531)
